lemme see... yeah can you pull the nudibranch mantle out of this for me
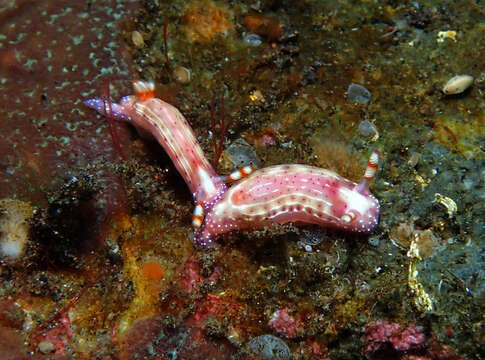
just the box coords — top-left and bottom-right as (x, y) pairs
(194, 164), (380, 247)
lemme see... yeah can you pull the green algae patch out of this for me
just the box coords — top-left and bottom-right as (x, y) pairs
(434, 113), (484, 159)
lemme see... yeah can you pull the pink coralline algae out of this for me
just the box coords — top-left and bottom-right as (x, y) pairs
(119, 291), (247, 359)
(268, 308), (304, 339)
(297, 339), (328, 358)
(178, 256), (204, 294)
(86, 80), (380, 248)
(31, 313), (73, 355)
(177, 255), (221, 294)
(364, 321), (426, 357)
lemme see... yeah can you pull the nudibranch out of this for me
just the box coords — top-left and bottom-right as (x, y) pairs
(84, 81), (227, 218)
(194, 153), (380, 247)
(85, 80), (380, 249)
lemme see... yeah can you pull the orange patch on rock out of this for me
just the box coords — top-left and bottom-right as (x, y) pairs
(181, 1), (233, 43)
(242, 13), (283, 41)
(142, 261), (164, 281)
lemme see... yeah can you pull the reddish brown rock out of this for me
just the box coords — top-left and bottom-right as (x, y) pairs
(0, 0), (138, 210)
(119, 315), (236, 360)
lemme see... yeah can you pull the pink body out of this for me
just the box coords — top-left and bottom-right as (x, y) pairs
(194, 164), (379, 247)
(84, 95), (226, 205)
(85, 83), (380, 249)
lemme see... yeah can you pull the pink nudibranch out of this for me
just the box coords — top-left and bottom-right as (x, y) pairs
(84, 81), (226, 206)
(195, 164), (380, 247)
(85, 80), (380, 249)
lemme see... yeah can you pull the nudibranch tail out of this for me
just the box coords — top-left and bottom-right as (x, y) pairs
(132, 92), (226, 205)
(83, 98), (131, 121)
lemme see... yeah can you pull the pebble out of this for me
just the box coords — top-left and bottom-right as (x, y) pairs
(347, 83), (371, 104)
(358, 120), (379, 140)
(225, 138), (260, 168)
(442, 74), (473, 95)
(368, 237), (380, 247)
(389, 222), (414, 248)
(248, 334), (291, 360)
(300, 229), (324, 247)
(244, 33), (263, 46)
(38, 340), (56, 354)
(0, 199), (33, 262)
(414, 229), (439, 259)
(433, 193), (457, 218)
(174, 66), (191, 84)
(437, 30), (457, 42)
(131, 31), (145, 48)
(314, 97), (329, 111)
(408, 153), (420, 168)
(249, 89), (264, 102)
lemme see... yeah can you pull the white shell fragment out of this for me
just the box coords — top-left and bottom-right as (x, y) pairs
(433, 193), (457, 218)
(437, 30), (457, 42)
(131, 31), (145, 48)
(442, 75), (474, 95)
(174, 66), (191, 84)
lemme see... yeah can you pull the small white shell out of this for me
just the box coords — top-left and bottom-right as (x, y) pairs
(442, 74), (473, 95)
(433, 193), (457, 218)
(131, 31), (145, 48)
(174, 66), (191, 84)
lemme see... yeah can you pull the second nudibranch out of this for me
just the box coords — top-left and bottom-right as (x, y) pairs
(84, 81), (227, 212)
(194, 152), (380, 247)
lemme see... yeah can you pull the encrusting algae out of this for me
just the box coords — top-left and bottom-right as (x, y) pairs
(0, 199), (34, 263)
(181, 1), (234, 43)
